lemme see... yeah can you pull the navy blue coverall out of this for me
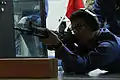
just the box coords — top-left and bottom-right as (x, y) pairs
(93, 0), (120, 35)
(56, 29), (120, 74)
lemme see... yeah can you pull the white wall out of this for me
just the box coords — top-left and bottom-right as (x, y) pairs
(46, 0), (69, 30)
(46, 0), (87, 30)
(46, 0), (69, 56)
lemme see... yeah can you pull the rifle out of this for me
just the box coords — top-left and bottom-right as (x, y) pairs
(14, 21), (76, 51)
(14, 22), (50, 39)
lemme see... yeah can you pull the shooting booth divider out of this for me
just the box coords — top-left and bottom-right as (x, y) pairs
(0, 1), (58, 78)
(0, 0), (48, 57)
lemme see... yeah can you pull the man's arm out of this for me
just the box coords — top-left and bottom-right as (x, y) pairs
(87, 41), (119, 70)
(55, 41), (119, 73)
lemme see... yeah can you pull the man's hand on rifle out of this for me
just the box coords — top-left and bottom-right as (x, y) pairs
(41, 29), (62, 46)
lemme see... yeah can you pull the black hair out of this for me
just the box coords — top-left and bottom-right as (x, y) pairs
(70, 9), (99, 32)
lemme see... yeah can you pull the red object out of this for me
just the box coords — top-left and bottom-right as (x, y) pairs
(66, 0), (84, 18)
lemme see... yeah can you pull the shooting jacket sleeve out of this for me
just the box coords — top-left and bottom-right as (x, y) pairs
(55, 41), (119, 73)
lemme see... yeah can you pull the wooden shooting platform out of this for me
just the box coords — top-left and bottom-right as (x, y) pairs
(0, 58), (58, 78)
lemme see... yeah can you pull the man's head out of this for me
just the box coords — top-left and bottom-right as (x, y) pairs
(70, 9), (99, 44)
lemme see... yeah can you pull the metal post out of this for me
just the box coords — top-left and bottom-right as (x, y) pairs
(39, 0), (48, 57)
(40, 0), (46, 28)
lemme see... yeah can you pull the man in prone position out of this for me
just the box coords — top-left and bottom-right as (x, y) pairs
(37, 9), (120, 74)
